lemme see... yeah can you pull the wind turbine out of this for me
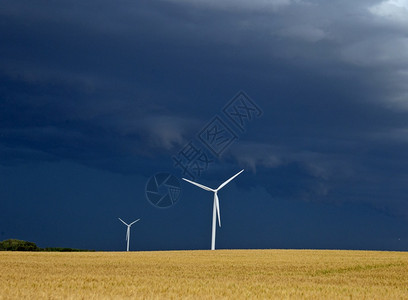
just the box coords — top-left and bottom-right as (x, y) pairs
(118, 218), (140, 252)
(182, 169), (244, 250)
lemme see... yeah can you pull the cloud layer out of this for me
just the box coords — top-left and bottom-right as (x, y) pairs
(1, 0), (408, 218)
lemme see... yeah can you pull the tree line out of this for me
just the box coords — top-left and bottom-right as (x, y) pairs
(0, 239), (94, 252)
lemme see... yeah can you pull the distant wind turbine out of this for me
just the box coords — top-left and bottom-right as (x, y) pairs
(182, 169), (244, 250)
(118, 218), (140, 252)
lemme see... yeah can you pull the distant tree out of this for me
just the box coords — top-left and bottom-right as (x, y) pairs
(43, 247), (94, 252)
(0, 239), (40, 251)
(0, 239), (95, 252)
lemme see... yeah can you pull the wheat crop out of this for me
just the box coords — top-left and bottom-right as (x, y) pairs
(1, 249), (408, 299)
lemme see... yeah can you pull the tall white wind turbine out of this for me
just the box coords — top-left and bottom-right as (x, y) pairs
(182, 169), (244, 250)
(118, 218), (140, 252)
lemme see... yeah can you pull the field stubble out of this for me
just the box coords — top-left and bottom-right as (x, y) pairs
(1, 249), (408, 299)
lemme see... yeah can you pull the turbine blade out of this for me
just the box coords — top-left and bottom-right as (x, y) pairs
(182, 178), (214, 192)
(215, 193), (221, 227)
(126, 228), (129, 241)
(217, 169), (244, 191)
(118, 218), (129, 226)
(129, 219), (140, 226)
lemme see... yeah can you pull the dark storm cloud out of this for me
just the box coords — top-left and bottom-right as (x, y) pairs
(1, 0), (408, 219)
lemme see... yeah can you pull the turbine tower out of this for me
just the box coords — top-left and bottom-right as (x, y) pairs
(182, 169), (244, 250)
(118, 218), (140, 252)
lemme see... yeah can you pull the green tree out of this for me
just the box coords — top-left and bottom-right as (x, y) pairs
(0, 239), (40, 251)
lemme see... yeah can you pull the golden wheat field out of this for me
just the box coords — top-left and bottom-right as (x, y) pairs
(1, 249), (408, 299)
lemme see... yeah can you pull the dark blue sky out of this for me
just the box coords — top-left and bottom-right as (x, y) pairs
(1, 0), (408, 251)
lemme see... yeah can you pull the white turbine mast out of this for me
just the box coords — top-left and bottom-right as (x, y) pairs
(182, 169), (244, 250)
(118, 217), (140, 252)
